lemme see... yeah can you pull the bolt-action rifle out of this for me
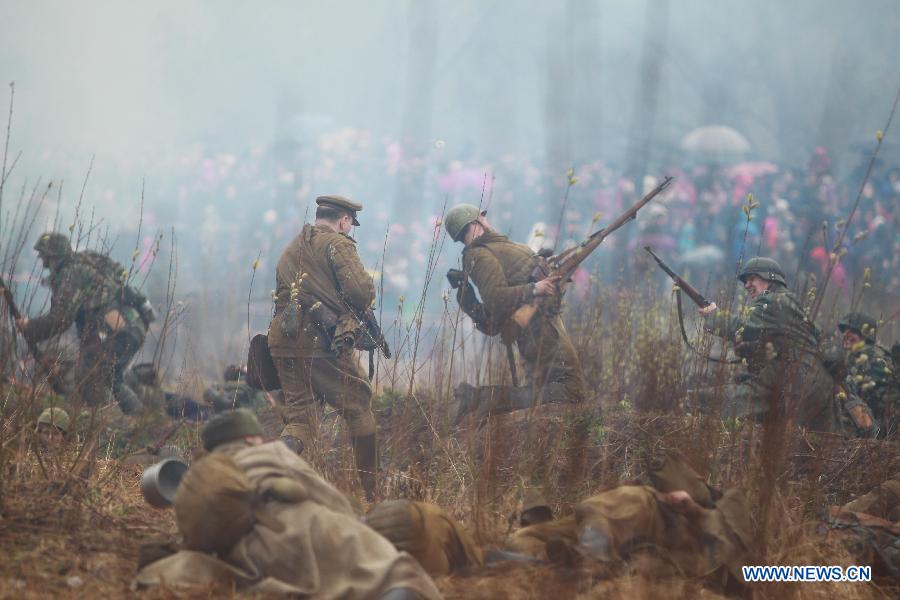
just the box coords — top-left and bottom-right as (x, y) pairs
(501, 176), (674, 343)
(643, 246), (710, 308)
(643, 247), (739, 364)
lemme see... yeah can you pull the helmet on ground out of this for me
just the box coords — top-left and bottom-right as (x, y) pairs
(444, 204), (485, 242)
(838, 312), (877, 343)
(37, 407), (70, 433)
(33, 232), (72, 258)
(738, 257), (786, 286)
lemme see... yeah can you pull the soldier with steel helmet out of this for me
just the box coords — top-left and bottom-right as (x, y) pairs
(838, 311), (898, 434)
(12, 232), (154, 414)
(443, 203), (587, 423)
(35, 407), (70, 447)
(695, 257), (839, 431)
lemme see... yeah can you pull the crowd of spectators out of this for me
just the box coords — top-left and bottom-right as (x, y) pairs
(26, 127), (900, 328)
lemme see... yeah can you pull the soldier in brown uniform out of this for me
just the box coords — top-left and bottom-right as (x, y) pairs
(444, 204), (587, 421)
(267, 196), (378, 500)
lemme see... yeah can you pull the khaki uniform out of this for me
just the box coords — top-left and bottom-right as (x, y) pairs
(366, 500), (484, 577)
(460, 231), (586, 409)
(507, 484), (751, 588)
(698, 284), (838, 431)
(135, 440), (440, 598)
(268, 223), (376, 442)
(267, 223), (377, 497)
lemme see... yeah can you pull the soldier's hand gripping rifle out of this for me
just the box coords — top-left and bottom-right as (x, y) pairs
(643, 247), (739, 364)
(502, 176), (674, 343)
(0, 276), (67, 392)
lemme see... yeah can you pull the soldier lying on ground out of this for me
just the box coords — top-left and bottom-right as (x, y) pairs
(443, 204), (587, 423)
(694, 257), (839, 432)
(827, 467), (900, 577)
(35, 407), (69, 448)
(203, 364), (266, 412)
(13, 233), (154, 414)
(135, 410), (439, 599)
(126, 363), (209, 422)
(366, 452), (753, 595)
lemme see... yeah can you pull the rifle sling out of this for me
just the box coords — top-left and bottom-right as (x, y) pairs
(675, 290), (740, 365)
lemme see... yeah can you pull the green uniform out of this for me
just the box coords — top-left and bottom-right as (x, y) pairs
(845, 342), (898, 434)
(459, 231), (586, 412)
(701, 284), (838, 431)
(23, 251), (147, 413)
(267, 221), (377, 497)
(204, 381), (266, 413)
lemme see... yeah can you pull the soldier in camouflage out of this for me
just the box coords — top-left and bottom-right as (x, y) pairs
(15, 233), (153, 414)
(444, 204), (587, 422)
(695, 257), (839, 431)
(267, 196), (378, 500)
(204, 364), (266, 412)
(838, 312), (898, 435)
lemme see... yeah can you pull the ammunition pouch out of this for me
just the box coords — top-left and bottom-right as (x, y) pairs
(308, 301), (339, 335)
(280, 303), (302, 339)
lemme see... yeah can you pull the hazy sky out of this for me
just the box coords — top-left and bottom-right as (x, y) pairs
(2, 0), (898, 170)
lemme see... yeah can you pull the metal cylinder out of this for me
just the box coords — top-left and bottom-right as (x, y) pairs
(140, 457), (189, 508)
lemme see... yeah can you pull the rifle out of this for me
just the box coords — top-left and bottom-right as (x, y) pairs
(0, 276), (67, 391)
(643, 246), (710, 308)
(643, 248), (740, 364)
(504, 175), (674, 340)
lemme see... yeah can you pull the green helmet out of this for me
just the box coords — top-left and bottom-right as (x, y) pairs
(738, 257), (786, 286)
(37, 407), (70, 433)
(444, 204), (484, 242)
(838, 312), (877, 343)
(34, 232), (72, 258)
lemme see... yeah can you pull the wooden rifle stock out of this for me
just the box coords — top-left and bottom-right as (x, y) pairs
(503, 176), (675, 341)
(643, 247), (710, 308)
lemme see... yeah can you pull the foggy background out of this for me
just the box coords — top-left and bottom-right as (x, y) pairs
(1, 0), (898, 377)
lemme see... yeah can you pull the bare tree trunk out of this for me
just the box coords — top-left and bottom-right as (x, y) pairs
(393, 0), (438, 218)
(624, 0), (669, 180)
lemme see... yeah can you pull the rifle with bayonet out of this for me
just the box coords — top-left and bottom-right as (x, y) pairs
(502, 175), (674, 342)
(0, 276), (67, 391)
(643, 247), (739, 364)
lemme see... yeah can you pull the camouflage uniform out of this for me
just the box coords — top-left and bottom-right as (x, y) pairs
(699, 263), (837, 431)
(22, 233), (149, 413)
(204, 367), (266, 413)
(267, 196), (377, 498)
(456, 230), (586, 417)
(840, 313), (899, 435)
(126, 363), (209, 422)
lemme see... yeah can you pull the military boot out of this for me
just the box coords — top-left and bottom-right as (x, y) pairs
(352, 433), (378, 502)
(113, 382), (142, 415)
(279, 403), (319, 455)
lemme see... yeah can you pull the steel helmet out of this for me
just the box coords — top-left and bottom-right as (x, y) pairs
(738, 257), (786, 286)
(33, 232), (72, 258)
(838, 312), (877, 343)
(444, 204), (485, 242)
